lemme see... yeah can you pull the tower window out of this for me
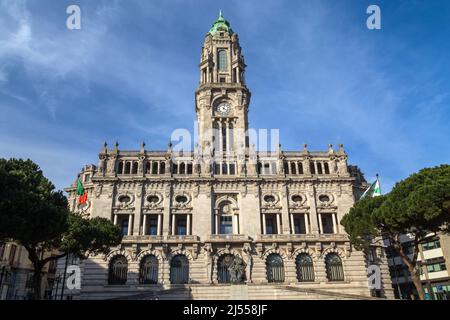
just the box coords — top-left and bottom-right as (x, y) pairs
(218, 50), (228, 70)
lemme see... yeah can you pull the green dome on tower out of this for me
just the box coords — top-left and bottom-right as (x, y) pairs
(208, 10), (234, 35)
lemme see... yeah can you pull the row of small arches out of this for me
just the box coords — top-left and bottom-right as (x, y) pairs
(107, 253), (344, 285)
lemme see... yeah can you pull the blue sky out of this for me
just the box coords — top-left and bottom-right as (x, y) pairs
(1, 0), (449, 193)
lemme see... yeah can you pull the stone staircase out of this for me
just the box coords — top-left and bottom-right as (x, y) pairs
(109, 283), (381, 300)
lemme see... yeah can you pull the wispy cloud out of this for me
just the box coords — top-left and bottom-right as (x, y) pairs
(0, 0), (449, 193)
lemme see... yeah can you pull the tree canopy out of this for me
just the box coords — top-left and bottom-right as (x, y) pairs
(341, 164), (450, 299)
(0, 158), (122, 299)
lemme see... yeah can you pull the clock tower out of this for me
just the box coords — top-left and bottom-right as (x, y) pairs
(195, 11), (251, 176)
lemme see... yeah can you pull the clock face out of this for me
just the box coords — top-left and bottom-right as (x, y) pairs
(216, 103), (230, 116)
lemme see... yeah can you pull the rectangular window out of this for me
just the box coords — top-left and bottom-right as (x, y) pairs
(294, 217), (306, 234)
(220, 77), (226, 83)
(266, 217), (277, 235)
(422, 240), (441, 251)
(427, 263), (447, 273)
(84, 174), (91, 182)
(213, 163), (220, 175)
(120, 218), (129, 236)
(218, 50), (228, 70)
(229, 163), (235, 175)
(321, 215), (334, 234)
(220, 216), (233, 234)
(176, 216), (187, 236)
(147, 216), (158, 235)
(222, 163), (228, 175)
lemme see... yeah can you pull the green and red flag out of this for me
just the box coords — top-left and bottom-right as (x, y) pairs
(77, 179), (88, 204)
(361, 174), (382, 200)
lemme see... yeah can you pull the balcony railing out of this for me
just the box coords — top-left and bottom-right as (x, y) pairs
(207, 234), (250, 242)
(258, 233), (348, 241)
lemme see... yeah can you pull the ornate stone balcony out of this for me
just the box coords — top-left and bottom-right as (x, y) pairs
(257, 233), (348, 242)
(121, 235), (199, 243)
(207, 234), (251, 242)
(166, 235), (200, 242)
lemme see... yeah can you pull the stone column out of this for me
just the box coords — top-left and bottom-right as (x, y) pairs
(226, 120), (230, 155)
(157, 214), (162, 236)
(262, 213), (267, 235)
(290, 214), (295, 234)
(162, 186), (171, 235)
(215, 211), (219, 234)
(276, 214), (281, 235)
(280, 185), (290, 234)
(332, 213), (338, 234)
(233, 214), (239, 234)
(142, 214), (147, 236)
(134, 184), (144, 236)
(304, 213), (310, 234)
(308, 188), (319, 234)
(113, 214), (118, 226)
(187, 214), (191, 236)
(318, 213), (323, 234)
(171, 214), (176, 235)
(127, 214), (133, 236)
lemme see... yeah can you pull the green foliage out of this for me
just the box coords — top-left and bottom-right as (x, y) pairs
(341, 196), (386, 250)
(342, 165), (450, 247)
(0, 158), (122, 298)
(61, 213), (123, 258)
(342, 165), (450, 299)
(0, 158), (68, 244)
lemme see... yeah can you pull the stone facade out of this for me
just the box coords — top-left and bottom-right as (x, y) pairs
(62, 13), (393, 300)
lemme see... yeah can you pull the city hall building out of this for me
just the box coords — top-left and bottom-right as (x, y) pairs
(60, 13), (393, 300)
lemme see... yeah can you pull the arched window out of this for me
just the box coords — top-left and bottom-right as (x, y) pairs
(179, 162), (186, 174)
(160, 162), (165, 174)
(108, 255), (128, 285)
(118, 161), (124, 174)
(172, 163), (178, 174)
(217, 254), (234, 283)
(324, 162), (330, 174)
(218, 50), (228, 70)
(145, 161), (151, 174)
(298, 162), (304, 174)
(296, 253), (315, 282)
(266, 254), (284, 283)
(132, 162), (138, 174)
(219, 201), (233, 234)
(152, 162), (158, 174)
(125, 162), (131, 175)
(139, 255), (158, 284)
(325, 253), (344, 281)
(170, 255), (189, 284)
(290, 162), (297, 175)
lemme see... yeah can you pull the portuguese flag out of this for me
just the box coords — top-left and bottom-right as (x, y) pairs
(361, 175), (381, 199)
(77, 179), (88, 204)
